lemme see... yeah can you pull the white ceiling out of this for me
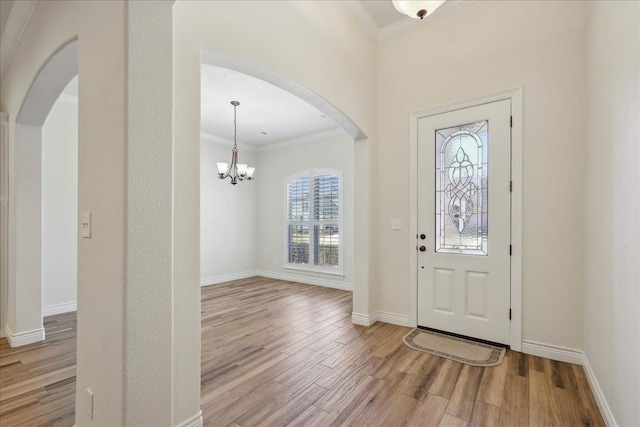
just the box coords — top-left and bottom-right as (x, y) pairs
(346, 0), (474, 42)
(200, 65), (338, 147)
(359, 1), (405, 28)
(60, 68), (340, 148)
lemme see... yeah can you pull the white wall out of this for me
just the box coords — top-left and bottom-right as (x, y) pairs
(257, 133), (354, 290)
(0, 113), (8, 338)
(175, 0), (377, 324)
(200, 133), (354, 291)
(200, 139), (258, 284)
(42, 97), (77, 315)
(12, 123), (43, 338)
(376, 1), (587, 349)
(583, 2), (640, 426)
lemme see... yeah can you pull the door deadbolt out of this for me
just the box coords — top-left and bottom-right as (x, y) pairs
(420, 234), (426, 240)
(419, 246), (426, 252)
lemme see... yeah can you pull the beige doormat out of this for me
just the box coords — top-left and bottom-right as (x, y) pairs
(403, 328), (505, 367)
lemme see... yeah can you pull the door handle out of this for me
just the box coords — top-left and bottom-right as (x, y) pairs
(419, 246), (426, 252)
(420, 234), (426, 240)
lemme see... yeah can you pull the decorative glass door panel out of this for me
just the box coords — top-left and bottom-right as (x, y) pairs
(435, 121), (488, 255)
(417, 100), (511, 345)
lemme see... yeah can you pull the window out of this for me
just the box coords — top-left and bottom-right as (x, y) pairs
(285, 170), (342, 274)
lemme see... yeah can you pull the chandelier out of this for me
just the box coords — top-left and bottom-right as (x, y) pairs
(216, 100), (255, 185)
(392, 0), (446, 20)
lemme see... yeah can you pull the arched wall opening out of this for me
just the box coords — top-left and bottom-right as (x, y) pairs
(199, 53), (363, 298)
(196, 50), (372, 322)
(5, 39), (78, 347)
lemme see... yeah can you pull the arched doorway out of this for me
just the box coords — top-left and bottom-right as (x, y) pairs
(5, 39), (78, 347)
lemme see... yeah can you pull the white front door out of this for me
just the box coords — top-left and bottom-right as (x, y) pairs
(417, 100), (511, 345)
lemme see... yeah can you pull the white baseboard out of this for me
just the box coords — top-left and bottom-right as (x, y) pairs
(5, 324), (45, 347)
(521, 340), (583, 365)
(176, 410), (203, 427)
(351, 311), (411, 327)
(582, 354), (617, 427)
(352, 312), (376, 326)
(43, 301), (77, 317)
(200, 271), (258, 287)
(375, 311), (411, 327)
(256, 270), (352, 292)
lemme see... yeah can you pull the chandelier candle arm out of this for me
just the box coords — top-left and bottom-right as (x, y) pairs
(217, 100), (256, 185)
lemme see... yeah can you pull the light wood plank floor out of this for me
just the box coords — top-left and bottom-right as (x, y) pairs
(0, 277), (605, 426)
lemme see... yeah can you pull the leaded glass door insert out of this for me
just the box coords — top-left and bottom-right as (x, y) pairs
(436, 121), (488, 255)
(417, 99), (511, 345)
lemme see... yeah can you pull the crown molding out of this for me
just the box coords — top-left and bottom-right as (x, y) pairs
(256, 128), (346, 153)
(200, 132), (257, 152)
(0, 0), (37, 84)
(343, 1), (380, 41)
(345, 0), (475, 43)
(201, 128), (346, 154)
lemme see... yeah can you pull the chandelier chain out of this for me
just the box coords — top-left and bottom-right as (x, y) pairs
(233, 103), (238, 150)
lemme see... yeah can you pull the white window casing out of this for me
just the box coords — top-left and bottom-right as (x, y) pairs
(284, 169), (343, 275)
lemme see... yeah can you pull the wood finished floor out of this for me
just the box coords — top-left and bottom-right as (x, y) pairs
(0, 277), (604, 426)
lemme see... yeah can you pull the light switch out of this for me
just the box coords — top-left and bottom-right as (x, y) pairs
(391, 218), (402, 230)
(81, 212), (92, 238)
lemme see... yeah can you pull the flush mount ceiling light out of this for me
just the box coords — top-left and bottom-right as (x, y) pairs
(216, 101), (256, 185)
(392, 0), (446, 20)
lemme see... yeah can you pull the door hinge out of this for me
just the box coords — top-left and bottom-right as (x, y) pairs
(510, 181), (513, 192)
(509, 309), (512, 320)
(510, 116), (513, 128)
(509, 245), (512, 256)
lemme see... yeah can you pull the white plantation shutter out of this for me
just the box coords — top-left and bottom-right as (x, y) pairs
(286, 170), (342, 273)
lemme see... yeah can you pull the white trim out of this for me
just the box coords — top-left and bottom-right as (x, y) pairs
(284, 169), (344, 276)
(343, 1), (380, 41)
(43, 301), (77, 317)
(521, 340), (583, 365)
(5, 324), (45, 347)
(582, 354), (617, 427)
(256, 270), (352, 292)
(351, 312), (376, 326)
(201, 129), (346, 154)
(176, 410), (203, 427)
(0, 0), (37, 84)
(375, 311), (411, 327)
(351, 311), (411, 327)
(200, 132), (256, 152)
(509, 88), (524, 352)
(200, 271), (258, 287)
(408, 88), (523, 352)
(283, 265), (344, 278)
(379, 1), (474, 41)
(256, 128), (345, 153)
(345, 0), (475, 43)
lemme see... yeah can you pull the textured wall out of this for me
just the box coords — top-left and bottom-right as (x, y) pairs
(584, 1), (640, 425)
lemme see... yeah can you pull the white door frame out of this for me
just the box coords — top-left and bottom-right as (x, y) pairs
(408, 88), (523, 351)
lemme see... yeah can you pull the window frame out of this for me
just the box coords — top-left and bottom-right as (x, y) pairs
(284, 169), (344, 276)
